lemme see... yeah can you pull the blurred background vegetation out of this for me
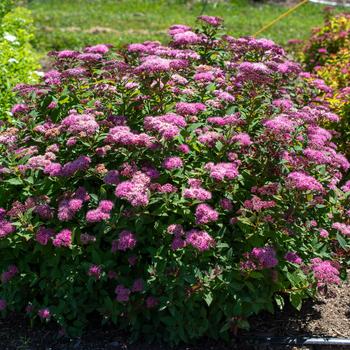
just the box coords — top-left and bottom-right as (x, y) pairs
(24, 0), (347, 53)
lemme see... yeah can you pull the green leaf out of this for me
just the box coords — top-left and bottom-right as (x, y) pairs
(220, 321), (231, 333)
(187, 122), (203, 132)
(336, 233), (348, 250)
(204, 292), (213, 306)
(290, 292), (302, 311)
(5, 177), (23, 185)
(274, 294), (285, 310)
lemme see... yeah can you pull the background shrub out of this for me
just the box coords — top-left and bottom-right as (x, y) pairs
(290, 12), (350, 157)
(301, 12), (350, 71)
(0, 4), (39, 118)
(1, 17), (350, 344)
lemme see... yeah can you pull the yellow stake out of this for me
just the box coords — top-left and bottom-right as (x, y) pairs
(253, 0), (309, 37)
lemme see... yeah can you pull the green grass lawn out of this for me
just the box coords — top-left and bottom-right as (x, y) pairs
(27, 0), (347, 53)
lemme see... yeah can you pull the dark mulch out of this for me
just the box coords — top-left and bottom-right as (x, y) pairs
(1, 279), (349, 350)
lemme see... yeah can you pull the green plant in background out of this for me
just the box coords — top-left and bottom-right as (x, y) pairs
(302, 12), (350, 71)
(291, 12), (350, 158)
(0, 0), (14, 20)
(26, 0), (347, 53)
(0, 4), (39, 118)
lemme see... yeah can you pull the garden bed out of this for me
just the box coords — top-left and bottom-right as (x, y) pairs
(1, 278), (349, 350)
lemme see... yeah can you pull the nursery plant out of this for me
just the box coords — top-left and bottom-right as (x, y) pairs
(1, 16), (350, 344)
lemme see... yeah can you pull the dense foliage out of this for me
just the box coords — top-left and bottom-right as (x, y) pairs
(290, 12), (350, 157)
(1, 16), (350, 343)
(302, 12), (350, 71)
(0, 2), (39, 117)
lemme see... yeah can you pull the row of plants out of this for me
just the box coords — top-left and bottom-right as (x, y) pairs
(1, 15), (350, 344)
(0, 0), (39, 118)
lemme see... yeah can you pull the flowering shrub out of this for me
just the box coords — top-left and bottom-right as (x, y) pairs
(301, 12), (350, 71)
(1, 16), (350, 343)
(0, 4), (39, 117)
(289, 12), (350, 157)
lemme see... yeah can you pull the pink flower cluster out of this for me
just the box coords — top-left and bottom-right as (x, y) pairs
(105, 126), (154, 148)
(205, 162), (239, 181)
(88, 264), (102, 279)
(332, 222), (350, 236)
(243, 196), (276, 212)
(241, 247), (278, 270)
(175, 102), (206, 115)
(185, 229), (215, 251)
(163, 156), (183, 170)
(1, 265), (18, 283)
(0, 209), (14, 239)
(112, 230), (137, 252)
(284, 252), (303, 265)
(61, 111), (99, 136)
(183, 179), (212, 201)
(86, 200), (114, 223)
(58, 187), (90, 221)
(144, 113), (186, 140)
(52, 229), (72, 247)
(286, 171), (324, 192)
(115, 172), (150, 206)
(310, 258), (340, 286)
(195, 204), (219, 225)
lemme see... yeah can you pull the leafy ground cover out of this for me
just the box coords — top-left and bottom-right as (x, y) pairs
(27, 0), (347, 53)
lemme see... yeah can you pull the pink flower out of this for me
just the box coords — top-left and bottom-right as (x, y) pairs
(231, 133), (252, 146)
(219, 198), (233, 211)
(198, 15), (223, 27)
(241, 247), (278, 270)
(175, 102), (206, 115)
(146, 296), (159, 308)
(0, 219), (15, 239)
(183, 187), (212, 201)
(163, 157), (183, 170)
(61, 112), (99, 136)
(36, 227), (55, 245)
(195, 204), (219, 225)
(38, 308), (51, 320)
(185, 229), (215, 251)
(1, 265), (18, 283)
(115, 285), (130, 302)
(86, 200), (114, 223)
(319, 229), (329, 238)
(311, 258), (340, 287)
(131, 278), (144, 292)
(284, 252), (302, 265)
(243, 196), (276, 212)
(52, 229), (72, 247)
(112, 230), (137, 252)
(205, 162), (239, 181)
(332, 222), (350, 236)
(171, 237), (186, 250)
(88, 265), (102, 279)
(115, 172), (150, 207)
(286, 172), (324, 192)
(84, 44), (109, 54)
(173, 31), (201, 45)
